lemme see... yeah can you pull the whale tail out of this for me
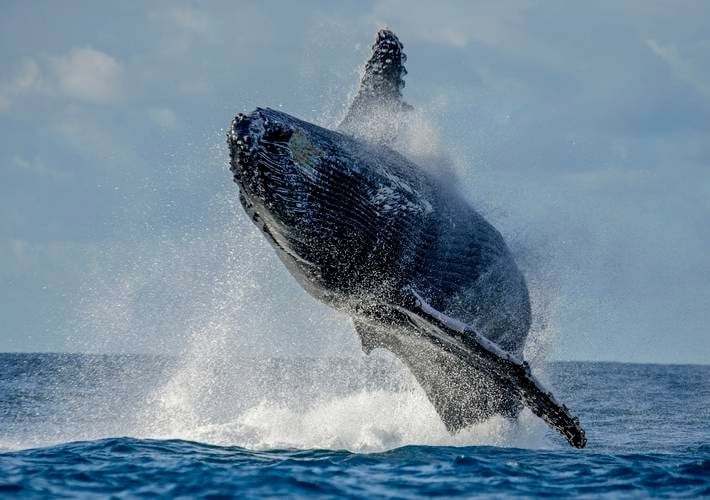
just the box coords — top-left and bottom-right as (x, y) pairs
(338, 29), (412, 144)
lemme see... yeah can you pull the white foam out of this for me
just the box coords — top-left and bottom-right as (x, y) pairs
(143, 378), (550, 452)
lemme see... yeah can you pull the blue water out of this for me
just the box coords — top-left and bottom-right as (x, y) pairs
(1, 354), (708, 497)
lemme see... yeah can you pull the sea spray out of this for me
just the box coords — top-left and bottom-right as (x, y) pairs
(61, 79), (561, 452)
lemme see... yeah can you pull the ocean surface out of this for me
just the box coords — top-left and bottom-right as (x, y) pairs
(0, 353), (708, 498)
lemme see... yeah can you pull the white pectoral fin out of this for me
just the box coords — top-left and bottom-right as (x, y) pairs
(396, 288), (588, 449)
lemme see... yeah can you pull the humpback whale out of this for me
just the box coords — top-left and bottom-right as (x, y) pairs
(227, 29), (586, 448)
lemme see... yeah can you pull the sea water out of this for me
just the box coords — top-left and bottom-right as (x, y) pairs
(0, 353), (707, 497)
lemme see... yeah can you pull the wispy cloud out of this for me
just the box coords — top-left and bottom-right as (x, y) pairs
(372, 0), (533, 48)
(51, 47), (124, 103)
(11, 155), (70, 181)
(170, 6), (214, 38)
(647, 39), (710, 98)
(0, 48), (123, 110)
(0, 59), (45, 112)
(148, 107), (178, 129)
(157, 6), (218, 53)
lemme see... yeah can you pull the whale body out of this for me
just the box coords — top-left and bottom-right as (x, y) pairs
(227, 30), (586, 448)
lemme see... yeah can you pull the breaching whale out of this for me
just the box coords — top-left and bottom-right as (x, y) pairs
(227, 29), (586, 448)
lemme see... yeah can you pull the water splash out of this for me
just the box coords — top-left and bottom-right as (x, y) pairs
(59, 58), (563, 454)
(140, 353), (550, 452)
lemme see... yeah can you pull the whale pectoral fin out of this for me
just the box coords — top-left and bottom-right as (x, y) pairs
(356, 318), (523, 432)
(394, 288), (588, 449)
(338, 29), (411, 143)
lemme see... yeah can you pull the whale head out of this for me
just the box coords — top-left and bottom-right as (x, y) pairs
(228, 108), (305, 227)
(227, 108), (398, 298)
(227, 108), (351, 239)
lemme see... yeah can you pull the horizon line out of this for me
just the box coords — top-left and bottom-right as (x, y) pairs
(0, 351), (707, 368)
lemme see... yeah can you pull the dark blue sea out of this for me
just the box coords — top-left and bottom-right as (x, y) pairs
(0, 353), (708, 498)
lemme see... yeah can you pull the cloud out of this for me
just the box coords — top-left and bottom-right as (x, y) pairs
(51, 47), (123, 103)
(10, 60), (43, 92)
(170, 6), (214, 37)
(158, 6), (217, 52)
(148, 107), (178, 129)
(371, 0), (533, 47)
(647, 39), (710, 98)
(11, 155), (70, 181)
(0, 48), (123, 110)
(0, 59), (45, 112)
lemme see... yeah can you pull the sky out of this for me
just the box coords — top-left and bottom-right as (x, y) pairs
(1, 1), (708, 364)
